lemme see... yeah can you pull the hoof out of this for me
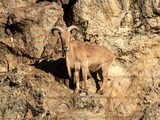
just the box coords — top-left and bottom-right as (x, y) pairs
(97, 90), (104, 95)
(74, 89), (81, 95)
(74, 92), (79, 96)
(83, 87), (88, 92)
(84, 90), (89, 95)
(84, 86), (89, 90)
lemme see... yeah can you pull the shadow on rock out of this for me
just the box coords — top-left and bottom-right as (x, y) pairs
(34, 58), (74, 89)
(34, 58), (103, 92)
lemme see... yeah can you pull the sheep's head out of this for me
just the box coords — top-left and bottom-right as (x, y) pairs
(52, 25), (79, 51)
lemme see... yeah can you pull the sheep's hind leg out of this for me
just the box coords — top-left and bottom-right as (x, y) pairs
(97, 65), (108, 95)
(81, 63), (89, 93)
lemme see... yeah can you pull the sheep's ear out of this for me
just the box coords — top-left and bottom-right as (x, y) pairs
(71, 28), (78, 36)
(51, 30), (61, 44)
(70, 29), (78, 40)
(70, 37), (75, 41)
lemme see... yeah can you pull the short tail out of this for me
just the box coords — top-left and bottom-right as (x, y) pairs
(115, 56), (128, 61)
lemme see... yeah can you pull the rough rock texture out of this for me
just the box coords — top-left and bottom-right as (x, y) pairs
(140, 102), (160, 120)
(0, 64), (73, 120)
(0, 0), (63, 59)
(0, 0), (160, 119)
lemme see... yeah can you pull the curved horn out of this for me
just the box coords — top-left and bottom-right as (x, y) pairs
(67, 25), (79, 32)
(52, 26), (64, 33)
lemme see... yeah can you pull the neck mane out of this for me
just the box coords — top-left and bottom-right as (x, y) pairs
(65, 48), (72, 79)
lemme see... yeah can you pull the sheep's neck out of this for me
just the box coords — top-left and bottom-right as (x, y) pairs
(65, 49), (73, 64)
(65, 48), (73, 79)
(65, 45), (73, 59)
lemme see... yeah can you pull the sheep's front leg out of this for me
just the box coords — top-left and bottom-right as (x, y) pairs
(74, 63), (81, 94)
(82, 68), (89, 91)
(74, 70), (80, 94)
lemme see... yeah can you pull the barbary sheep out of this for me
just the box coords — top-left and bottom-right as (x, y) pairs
(53, 25), (127, 95)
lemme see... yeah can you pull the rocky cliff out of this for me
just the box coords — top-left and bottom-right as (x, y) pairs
(0, 0), (160, 119)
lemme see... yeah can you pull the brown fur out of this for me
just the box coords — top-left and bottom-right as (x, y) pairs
(65, 40), (117, 94)
(53, 26), (127, 95)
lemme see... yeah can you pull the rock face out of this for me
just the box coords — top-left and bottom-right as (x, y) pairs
(0, 0), (160, 119)
(0, 64), (73, 120)
(141, 102), (160, 120)
(0, 0), (63, 59)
